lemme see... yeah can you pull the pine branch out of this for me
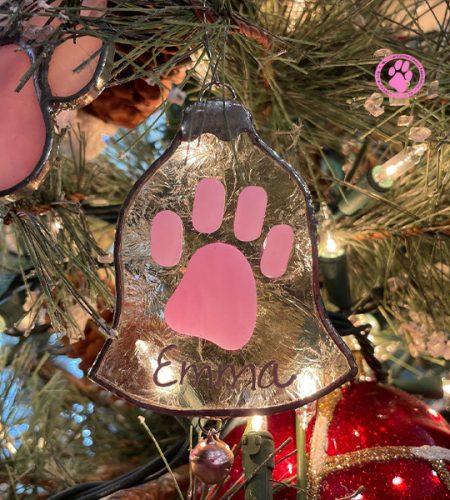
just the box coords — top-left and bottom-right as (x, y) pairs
(0, 341), (185, 496)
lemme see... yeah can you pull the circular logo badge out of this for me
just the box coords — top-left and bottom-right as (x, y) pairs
(375, 53), (426, 99)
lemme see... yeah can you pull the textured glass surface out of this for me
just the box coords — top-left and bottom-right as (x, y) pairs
(92, 131), (354, 415)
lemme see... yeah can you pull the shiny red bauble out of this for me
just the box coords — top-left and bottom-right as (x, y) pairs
(221, 382), (450, 499)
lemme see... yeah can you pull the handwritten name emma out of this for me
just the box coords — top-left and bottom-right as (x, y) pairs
(152, 344), (296, 390)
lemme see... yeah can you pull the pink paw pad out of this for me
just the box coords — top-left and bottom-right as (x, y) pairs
(165, 243), (257, 351)
(149, 178), (295, 351)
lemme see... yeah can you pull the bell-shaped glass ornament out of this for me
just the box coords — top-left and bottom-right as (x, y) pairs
(90, 100), (357, 416)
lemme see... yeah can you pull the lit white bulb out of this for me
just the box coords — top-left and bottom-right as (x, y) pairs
(372, 143), (428, 187)
(325, 233), (338, 254)
(318, 203), (345, 258)
(319, 229), (345, 258)
(248, 415), (267, 432)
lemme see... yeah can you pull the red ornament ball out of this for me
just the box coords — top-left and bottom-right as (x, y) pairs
(221, 382), (450, 499)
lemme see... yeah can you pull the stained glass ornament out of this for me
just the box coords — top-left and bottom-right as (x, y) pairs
(222, 382), (450, 499)
(0, 0), (112, 200)
(90, 98), (356, 416)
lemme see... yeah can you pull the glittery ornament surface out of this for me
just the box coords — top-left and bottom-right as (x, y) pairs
(221, 382), (450, 499)
(325, 383), (450, 455)
(320, 459), (450, 499)
(90, 100), (355, 415)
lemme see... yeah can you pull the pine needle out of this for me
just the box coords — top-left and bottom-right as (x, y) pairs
(138, 416), (185, 500)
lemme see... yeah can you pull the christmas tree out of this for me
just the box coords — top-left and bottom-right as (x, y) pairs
(0, 1), (449, 498)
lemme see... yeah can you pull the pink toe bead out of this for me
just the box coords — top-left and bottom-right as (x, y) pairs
(192, 178), (225, 234)
(234, 186), (268, 242)
(150, 210), (183, 267)
(260, 224), (294, 278)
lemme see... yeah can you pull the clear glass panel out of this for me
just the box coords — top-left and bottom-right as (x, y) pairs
(92, 130), (354, 415)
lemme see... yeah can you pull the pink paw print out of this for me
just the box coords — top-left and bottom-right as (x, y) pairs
(149, 178), (294, 351)
(388, 59), (413, 93)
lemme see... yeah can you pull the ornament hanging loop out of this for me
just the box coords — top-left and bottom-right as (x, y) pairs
(200, 81), (237, 101)
(198, 0), (233, 100)
(198, 417), (225, 437)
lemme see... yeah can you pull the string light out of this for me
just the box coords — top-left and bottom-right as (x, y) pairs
(371, 143), (428, 188)
(338, 143), (428, 217)
(318, 203), (352, 310)
(248, 414), (267, 432)
(242, 414), (274, 498)
(318, 203), (345, 258)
